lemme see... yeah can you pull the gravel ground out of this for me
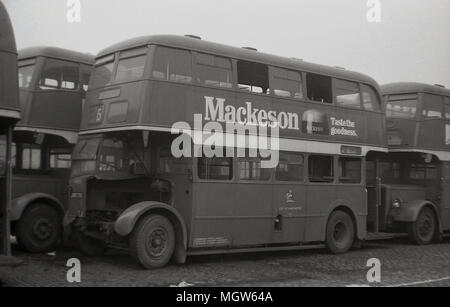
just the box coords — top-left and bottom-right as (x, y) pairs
(1, 236), (449, 287)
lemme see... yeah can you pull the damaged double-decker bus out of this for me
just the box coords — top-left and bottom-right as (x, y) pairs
(9, 47), (93, 253)
(64, 35), (387, 268)
(0, 1), (21, 258)
(373, 82), (450, 244)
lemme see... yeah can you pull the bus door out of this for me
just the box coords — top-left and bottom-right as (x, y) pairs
(271, 152), (307, 244)
(441, 162), (450, 230)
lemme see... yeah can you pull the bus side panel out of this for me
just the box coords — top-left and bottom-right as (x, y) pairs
(191, 182), (235, 249)
(304, 184), (337, 242)
(336, 184), (367, 239)
(232, 183), (272, 246)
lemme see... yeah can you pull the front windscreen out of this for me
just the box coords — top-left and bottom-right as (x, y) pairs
(18, 60), (36, 89)
(91, 54), (115, 89)
(90, 47), (148, 89)
(386, 94), (419, 119)
(71, 133), (150, 178)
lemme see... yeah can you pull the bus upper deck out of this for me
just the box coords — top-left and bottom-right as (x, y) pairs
(382, 82), (450, 158)
(17, 47), (94, 143)
(0, 1), (20, 124)
(81, 35), (386, 156)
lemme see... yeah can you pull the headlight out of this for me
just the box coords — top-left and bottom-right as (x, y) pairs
(392, 199), (402, 209)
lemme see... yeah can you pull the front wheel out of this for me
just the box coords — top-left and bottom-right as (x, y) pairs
(16, 203), (62, 253)
(130, 214), (175, 269)
(325, 211), (355, 254)
(407, 207), (437, 245)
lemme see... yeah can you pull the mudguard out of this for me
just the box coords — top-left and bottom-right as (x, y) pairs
(322, 201), (366, 241)
(11, 193), (65, 222)
(393, 200), (439, 223)
(114, 201), (188, 248)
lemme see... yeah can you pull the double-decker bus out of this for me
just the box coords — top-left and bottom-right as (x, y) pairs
(8, 47), (93, 253)
(64, 35), (387, 268)
(376, 82), (450, 244)
(0, 1), (21, 257)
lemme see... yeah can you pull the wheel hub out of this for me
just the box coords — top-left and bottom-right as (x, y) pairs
(32, 218), (54, 241)
(147, 228), (167, 257)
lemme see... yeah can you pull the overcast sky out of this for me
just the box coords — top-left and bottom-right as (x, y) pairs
(4, 0), (450, 87)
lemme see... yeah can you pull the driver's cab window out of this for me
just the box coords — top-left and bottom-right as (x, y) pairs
(21, 144), (42, 170)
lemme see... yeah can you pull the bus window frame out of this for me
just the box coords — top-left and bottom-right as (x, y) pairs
(18, 58), (38, 91)
(420, 93), (444, 121)
(37, 57), (82, 92)
(333, 78), (363, 110)
(193, 51), (234, 90)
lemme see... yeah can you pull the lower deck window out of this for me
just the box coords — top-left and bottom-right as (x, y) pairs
(239, 158), (271, 181)
(49, 149), (72, 169)
(309, 155), (334, 183)
(198, 157), (233, 180)
(21, 144), (42, 170)
(276, 152), (304, 182)
(338, 157), (361, 183)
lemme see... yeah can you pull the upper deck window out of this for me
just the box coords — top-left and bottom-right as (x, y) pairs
(422, 94), (443, 119)
(195, 53), (233, 89)
(116, 48), (148, 82)
(271, 67), (304, 99)
(237, 61), (269, 94)
(91, 54), (115, 89)
(306, 73), (332, 103)
(361, 84), (381, 111)
(39, 59), (79, 91)
(152, 47), (192, 83)
(18, 59), (36, 89)
(335, 79), (361, 109)
(386, 94), (418, 119)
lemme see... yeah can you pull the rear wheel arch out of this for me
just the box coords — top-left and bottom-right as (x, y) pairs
(324, 205), (359, 240)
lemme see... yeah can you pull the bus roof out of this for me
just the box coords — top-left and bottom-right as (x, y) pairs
(0, 1), (20, 122)
(19, 46), (94, 65)
(382, 82), (450, 98)
(0, 2), (16, 55)
(98, 35), (379, 88)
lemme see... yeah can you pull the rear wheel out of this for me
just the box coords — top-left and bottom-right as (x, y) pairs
(407, 207), (437, 245)
(16, 203), (62, 253)
(130, 214), (175, 269)
(326, 210), (355, 254)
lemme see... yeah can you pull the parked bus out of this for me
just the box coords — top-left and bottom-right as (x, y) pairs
(374, 82), (450, 244)
(8, 47), (94, 253)
(64, 35), (387, 268)
(0, 1), (21, 258)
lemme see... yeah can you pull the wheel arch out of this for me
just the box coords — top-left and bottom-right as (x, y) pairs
(323, 204), (364, 241)
(394, 200), (443, 233)
(114, 201), (188, 264)
(11, 193), (65, 222)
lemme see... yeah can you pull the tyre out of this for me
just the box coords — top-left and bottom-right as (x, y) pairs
(325, 210), (355, 254)
(407, 207), (437, 245)
(130, 214), (175, 269)
(73, 230), (107, 257)
(16, 203), (62, 253)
